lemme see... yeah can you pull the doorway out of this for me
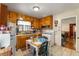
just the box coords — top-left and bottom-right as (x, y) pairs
(61, 16), (76, 50)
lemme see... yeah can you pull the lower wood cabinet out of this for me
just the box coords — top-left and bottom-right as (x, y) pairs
(16, 33), (42, 50)
(16, 35), (29, 49)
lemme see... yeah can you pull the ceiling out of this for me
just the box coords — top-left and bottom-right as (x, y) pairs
(4, 3), (79, 18)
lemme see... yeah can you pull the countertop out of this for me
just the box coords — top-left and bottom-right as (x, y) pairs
(16, 32), (41, 36)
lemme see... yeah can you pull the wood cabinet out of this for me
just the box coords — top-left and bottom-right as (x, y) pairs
(25, 16), (31, 21)
(40, 15), (53, 29)
(7, 10), (53, 29)
(7, 11), (18, 23)
(16, 33), (41, 49)
(16, 35), (29, 49)
(17, 13), (26, 20)
(0, 4), (7, 26)
(38, 19), (41, 29)
(7, 11), (32, 23)
(31, 15), (53, 29)
(31, 18), (40, 29)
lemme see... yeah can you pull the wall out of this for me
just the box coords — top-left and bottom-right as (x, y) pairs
(62, 17), (76, 32)
(53, 8), (79, 51)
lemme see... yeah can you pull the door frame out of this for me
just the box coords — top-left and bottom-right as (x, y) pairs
(61, 16), (77, 50)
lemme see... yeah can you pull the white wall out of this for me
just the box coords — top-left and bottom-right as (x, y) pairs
(62, 17), (76, 32)
(53, 8), (79, 51)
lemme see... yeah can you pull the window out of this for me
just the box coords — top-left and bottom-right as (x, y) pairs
(17, 20), (31, 32)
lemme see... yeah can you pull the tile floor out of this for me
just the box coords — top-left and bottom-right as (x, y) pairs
(15, 45), (79, 56)
(52, 45), (79, 56)
(16, 49), (32, 56)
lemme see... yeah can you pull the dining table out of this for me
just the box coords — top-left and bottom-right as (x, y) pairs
(26, 39), (42, 56)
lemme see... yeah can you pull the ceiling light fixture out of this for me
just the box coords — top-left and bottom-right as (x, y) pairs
(33, 6), (40, 11)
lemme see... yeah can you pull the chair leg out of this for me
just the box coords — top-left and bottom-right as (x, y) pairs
(46, 51), (48, 56)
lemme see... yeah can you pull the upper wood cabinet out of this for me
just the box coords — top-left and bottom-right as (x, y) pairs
(0, 4), (8, 26)
(7, 11), (18, 23)
(7, 10), (53, 29)
(7, 11), (32, 23)
(40, 15), (53, 29)
(31, 17), (40, 29)
(25, 16), (31, 22)
(31, 15), (53, 29)
(17, 13), (26, 20)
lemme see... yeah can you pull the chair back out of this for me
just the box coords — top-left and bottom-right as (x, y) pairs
(38, 41), (48, 56)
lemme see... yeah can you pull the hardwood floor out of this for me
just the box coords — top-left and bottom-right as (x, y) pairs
(64, 38), (75, 50)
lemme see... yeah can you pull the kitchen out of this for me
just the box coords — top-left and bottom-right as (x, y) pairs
(0, 3), (54, 56)
(0, 3), (79, 56)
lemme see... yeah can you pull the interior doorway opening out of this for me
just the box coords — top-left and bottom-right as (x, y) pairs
(61, 16), (76, 50)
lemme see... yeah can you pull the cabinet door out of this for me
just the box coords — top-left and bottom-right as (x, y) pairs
(45, 16), (53, 25)
(40, 15), (53, 29)
(16, 36), (29, 49)
(31, 18), (39, 29)
(38, 19), (41, 29)
(7, 11), (10, 20)
(25, 16), (31, 21)
(8, 11), (17, 23)
(0, 4), (7, 26)
(39, 18), (42, 28)
(34, 19), (38, 29)
(37, 19), (40, 29)
(8, 11), (13, 22)
(12, 12), (18, 23)
(22, 15), (26, 20)
(31, 18), (36, 28)
(40, 18), (45, 26)
(16, 36), (21, 49)
(21, 36), (27, 48)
